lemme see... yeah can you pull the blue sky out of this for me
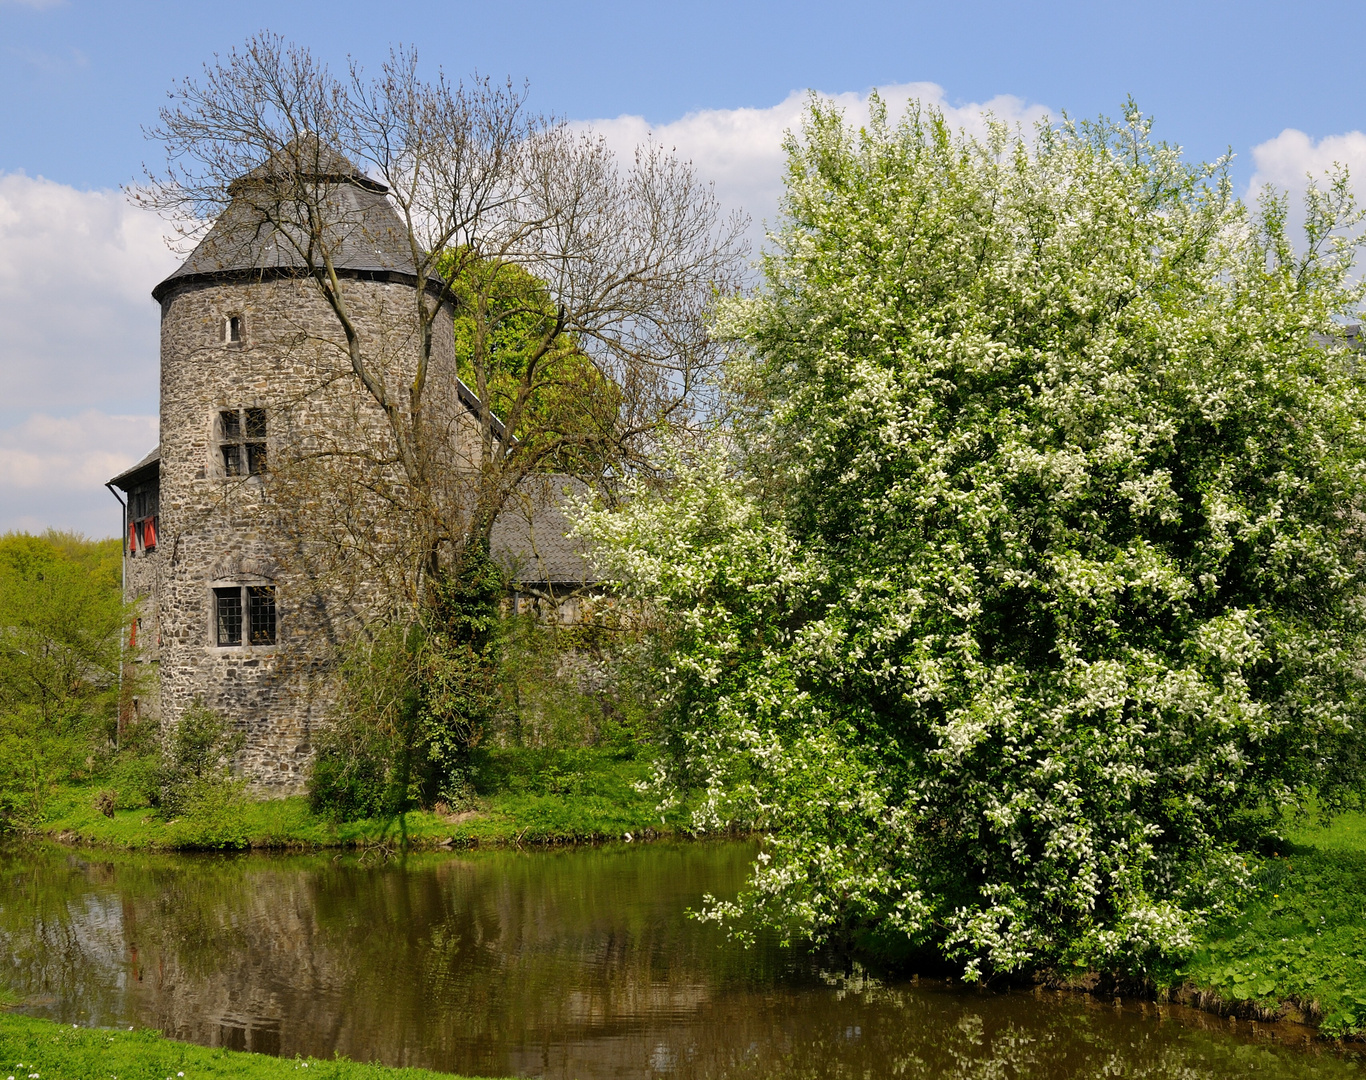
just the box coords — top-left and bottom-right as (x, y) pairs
(5, 0), (1362, 190)
(3, 0), (1365, 534)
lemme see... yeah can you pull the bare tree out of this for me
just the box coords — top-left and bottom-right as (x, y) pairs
(137, 35), (747, 599)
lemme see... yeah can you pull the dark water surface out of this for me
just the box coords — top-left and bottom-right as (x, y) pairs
(0, 840), (1360, 1079)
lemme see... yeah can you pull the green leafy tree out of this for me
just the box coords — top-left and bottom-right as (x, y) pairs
(0, 532), (127, 829)
(583, 98), (1366, 978)
(443, 253), (623, 480)
(154, 701), (246, 819)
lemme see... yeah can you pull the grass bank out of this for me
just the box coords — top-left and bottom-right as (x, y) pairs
(37, 747), (695, 851)
(0, 1012), (486, 1080)
(1175, 812), (1366, 1038)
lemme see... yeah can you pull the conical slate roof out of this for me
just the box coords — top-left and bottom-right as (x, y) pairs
(152, 138), (424, 301)
(226, 137), (384, 195)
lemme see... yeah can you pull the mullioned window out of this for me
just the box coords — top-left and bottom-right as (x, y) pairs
(219, 408), (267, 477)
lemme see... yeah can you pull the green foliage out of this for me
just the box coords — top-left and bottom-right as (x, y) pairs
(42, 747), (689, 849)
(470, 745), (639, 797)
(0, 531), (123, 727)
(310, 730), (390, 820)
(311, 552), (503, 822)
(0, 1012), (482, 1080)
(105, 714), (166, 811)
(439, 251), (621, 474)
(419, 551), (504, 795)
(312, 568), (657, 825)
(0, 531), (129, 832)
(584, 99), (1366, 978)
(491, 608), (654, 753)
(155, 702), (246, 823)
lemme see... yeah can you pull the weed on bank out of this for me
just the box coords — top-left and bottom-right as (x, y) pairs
(37, 747), (694, 851)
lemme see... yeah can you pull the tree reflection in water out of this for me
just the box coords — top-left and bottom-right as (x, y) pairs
(0, 842), (1357, 1079)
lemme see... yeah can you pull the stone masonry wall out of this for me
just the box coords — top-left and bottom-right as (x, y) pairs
(123, 540), (161, 722)
(156, 275), (459, 792)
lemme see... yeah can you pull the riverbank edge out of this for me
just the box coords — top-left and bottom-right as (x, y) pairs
(37, 802), (697, 853)
(1035, 971), (1340, 1044)
(0, 1011), (494, 1080)
(33, 750), (704, 852)
(31, 772), (719, 851)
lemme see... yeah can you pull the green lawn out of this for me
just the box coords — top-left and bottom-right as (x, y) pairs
(38, 747), (695, 852)
(0, 1013), (486, 1080)
(1181, 811), (1366, 1036)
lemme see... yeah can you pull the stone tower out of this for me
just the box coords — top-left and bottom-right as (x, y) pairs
(109, 145), (460, 793)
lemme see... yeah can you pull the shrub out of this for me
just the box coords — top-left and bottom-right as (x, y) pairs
(93, 789), (116, 818)
(308, 725), (391, 820)
(156, 703), (245, 819)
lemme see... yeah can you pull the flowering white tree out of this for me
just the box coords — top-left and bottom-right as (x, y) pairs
(582, 98), (1366, 978)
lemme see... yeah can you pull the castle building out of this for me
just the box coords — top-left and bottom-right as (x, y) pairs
(107, 147), (593, 792)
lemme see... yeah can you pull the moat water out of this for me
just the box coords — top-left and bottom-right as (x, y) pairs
(0, 840), (1360, 1078)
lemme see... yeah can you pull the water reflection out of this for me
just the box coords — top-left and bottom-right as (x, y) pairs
(0, 841), (1358, 1079)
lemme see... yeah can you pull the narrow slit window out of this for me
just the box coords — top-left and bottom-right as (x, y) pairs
(227, 315), (243, 343)
(214, 587), (243, 646)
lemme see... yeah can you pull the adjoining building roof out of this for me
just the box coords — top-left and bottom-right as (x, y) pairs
(493, 475), (602, 587)
(152, 138), (432, 302)
(107, 447), (159, 492)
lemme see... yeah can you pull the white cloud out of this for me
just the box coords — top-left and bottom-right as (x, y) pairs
(581, 83), (1052, 255)
(0, 410), (157, 536)
(0, 174), (173, 535)
(0, 172), (176, 414)
(1249, 128), (1366, 206)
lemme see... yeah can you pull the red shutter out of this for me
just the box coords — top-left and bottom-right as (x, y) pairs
(144, 517), (157, 550)
(128, 521), (137, 552)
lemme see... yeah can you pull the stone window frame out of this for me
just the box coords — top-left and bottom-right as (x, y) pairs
(223, 313), (246, 345)
(208, 578), (278, 651)
(215, 406), (268, 479)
